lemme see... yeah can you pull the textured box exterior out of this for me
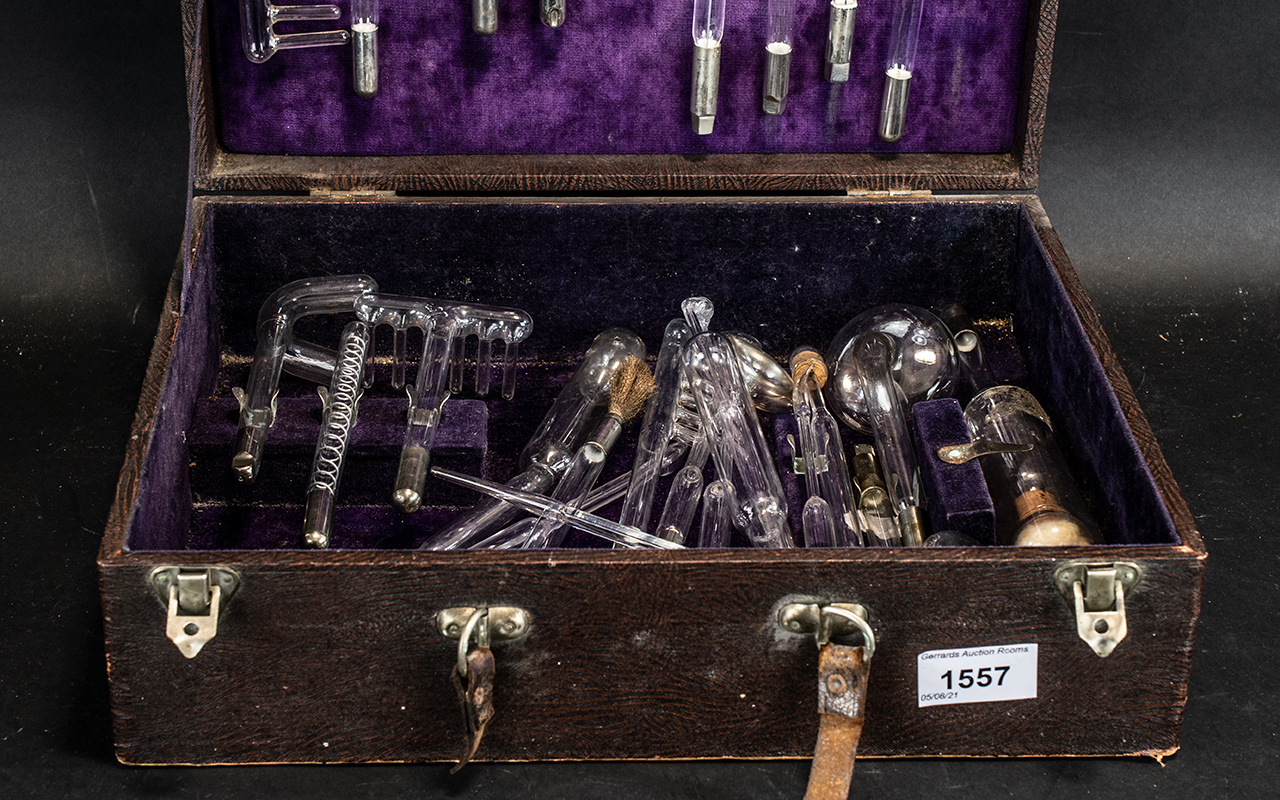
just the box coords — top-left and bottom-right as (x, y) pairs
(99, 0), (1203, 766)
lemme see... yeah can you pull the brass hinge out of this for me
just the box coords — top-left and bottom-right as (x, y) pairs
(844, 188), (933, 198)
(309, 187), (398, 200)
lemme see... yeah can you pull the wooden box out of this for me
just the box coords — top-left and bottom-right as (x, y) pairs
(98, 0), (1203, 765)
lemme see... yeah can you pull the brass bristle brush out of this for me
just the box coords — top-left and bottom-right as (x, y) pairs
(523, 356), (655, 548)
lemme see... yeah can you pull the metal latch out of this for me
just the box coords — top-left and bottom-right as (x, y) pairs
(1053, 562), (1141, 657)
(437, 606), (531, 654)
(148, 567), (241, 659)
(778, 602), (875, 654)
(437, 606), (531, 770)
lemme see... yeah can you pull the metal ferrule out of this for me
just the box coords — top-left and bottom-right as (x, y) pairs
(540, 0), (565, 28)
(824, 1), (857, 83)
(393, 445), (431, 513)
(898, 504), (927, 547)
(302, 490), (335, 549)
(691, 41), (721, 135)
(473, 0), (497, 35)
(352, 25), (378, 97)
(878, 71), (912, 143)
(762, 47), (792, 116)
(231, 425), (267, 483)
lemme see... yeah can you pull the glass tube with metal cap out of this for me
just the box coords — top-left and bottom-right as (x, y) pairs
(473, 0), (498, 35)
(351, 0), (378, 97)
(691, 0), (726, 134)
(762, 0), (795, 114)
(541, 0), (565, 28)
(824, 0), (857, 82)
(878, 0), (924, 142)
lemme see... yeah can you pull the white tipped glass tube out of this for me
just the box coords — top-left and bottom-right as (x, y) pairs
(690, 0), (726, 134)
(879, 0), (925, 142)
(762, 0), (795, 115)
(352, 0), (379, 97)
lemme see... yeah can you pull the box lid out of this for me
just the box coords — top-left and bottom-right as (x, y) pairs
(188, 0), (1056, 193)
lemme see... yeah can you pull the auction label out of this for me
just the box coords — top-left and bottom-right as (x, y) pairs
(916, 644), (1037, 707)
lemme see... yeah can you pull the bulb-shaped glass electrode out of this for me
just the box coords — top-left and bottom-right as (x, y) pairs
(762, 0), (795, 115)
(691, 0), (726, 134)
(824, 0), (857, 82)
(878, 0), (924, 142)
(351, 0), (378, 97)
(964, 386), (1101, 546)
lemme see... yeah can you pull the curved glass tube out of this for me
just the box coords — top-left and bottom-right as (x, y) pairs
(240, 0), (349, 64)
(232, 274), (378, 484)
(825, 303), (957, 433)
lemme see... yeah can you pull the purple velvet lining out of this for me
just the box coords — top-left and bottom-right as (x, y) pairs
(123, 199), (1180, 552)
(912, 398), (996, 544)
(209, 0), (1028, 156)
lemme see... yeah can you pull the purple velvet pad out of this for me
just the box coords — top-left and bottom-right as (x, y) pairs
(207, 0), (1029, 156)
(912, 397), (996, 544)
(124, 199), (1179, 551)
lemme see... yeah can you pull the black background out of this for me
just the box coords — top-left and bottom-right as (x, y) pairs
(2, 1), (1277, 797)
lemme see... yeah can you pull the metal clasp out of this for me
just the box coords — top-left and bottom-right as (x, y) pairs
(1054, 562), (1141, 657)
(148, 567), (241, 659)
(777, 602), (875, 658)
(936, 438), (1033, 465)
(437, 606), (531, 674)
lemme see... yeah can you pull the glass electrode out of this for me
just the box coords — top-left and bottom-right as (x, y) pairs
(474, 0), (498, 35)
(240, 0), (349, 63)
(878, 0), (924, 142)
(691, 0), (726, 134)
(964, 386), (1101, 547)
(541, 0), (565, 28)
(824, 0), (857, 82)
(762, 0), (795, 114)
(351, 0), (378, 97)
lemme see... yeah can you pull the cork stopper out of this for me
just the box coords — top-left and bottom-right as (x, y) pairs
(789, 347), (828, 388)
(1014, 489), (1064, 522)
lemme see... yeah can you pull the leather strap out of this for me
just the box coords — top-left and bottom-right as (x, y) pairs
(450, 646), (496, 773)
(804, 643), (870, 800)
